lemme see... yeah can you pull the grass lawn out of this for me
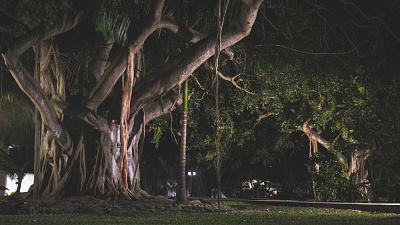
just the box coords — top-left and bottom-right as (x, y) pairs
(1, 198), (399, 224)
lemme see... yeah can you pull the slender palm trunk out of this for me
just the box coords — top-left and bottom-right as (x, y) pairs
(178, 80), (188, 204)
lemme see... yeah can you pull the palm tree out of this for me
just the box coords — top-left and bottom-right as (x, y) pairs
(0, 92), (34, 142)
(0, 92), (34, 193)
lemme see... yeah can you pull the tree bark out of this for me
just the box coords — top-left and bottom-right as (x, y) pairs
(177, 80), (188, 204)
(119, 52), (135, 197)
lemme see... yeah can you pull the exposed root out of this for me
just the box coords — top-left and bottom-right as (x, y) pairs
(135, 187), (152, 199)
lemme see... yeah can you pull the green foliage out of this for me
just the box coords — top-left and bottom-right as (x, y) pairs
(94, 0), (132, 46)
(309, 151), (347, 201)
(337, 173), (368, 202)
(372, 173), (400, 203)
(0, 93), (34, 183)
(150, 126), (163, 149)
(147, 114), (170, 150)
(386, 174), (400, 202)
(0, 0), (61, 30)
(28, 204), (56, 214)
(0, 92), (34, 146)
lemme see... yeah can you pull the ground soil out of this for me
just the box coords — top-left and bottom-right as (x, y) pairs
(0, 193), (230, 216)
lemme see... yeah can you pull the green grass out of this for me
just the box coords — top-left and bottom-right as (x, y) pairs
(1, 199), (400, 224)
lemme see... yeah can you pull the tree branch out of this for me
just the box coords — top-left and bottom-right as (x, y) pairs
(159, 16), (206, 44)
(91, 39), (114, 81)
(51, 95), (112, 134)
(84, 49), (127, 111)
(340, 0), (400, 45)
(0, 10), (84, 155)
(301, 119), (347, 165)
(128, 0), (165, 54)
(1, 10), (84, 58)
(130, 0), (264, 112)
(203, 62), (255, 95)
(144, 91), (184, 125)
(0, 56), (73, 155)
(301, 120), (331, 150)
(0, 9), (33, 30)
(159, 16), (234, 59)
(0, 11), (23, 35)
(126, 89), (187, 141)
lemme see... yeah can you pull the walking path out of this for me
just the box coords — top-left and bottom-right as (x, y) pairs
(247, 199), (400, 214)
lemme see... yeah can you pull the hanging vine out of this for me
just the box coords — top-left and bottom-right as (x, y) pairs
(214, 0), (229, 209)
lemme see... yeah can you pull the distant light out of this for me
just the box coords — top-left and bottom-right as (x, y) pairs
(188, 171), (196, 176)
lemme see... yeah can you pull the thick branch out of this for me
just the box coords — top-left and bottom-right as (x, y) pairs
(159, 16), (234, 59)
(0, 10), (84, 154)
(91, 39), (114, 81)
(51, 95), (111, 134)
(84, 49), (127, 110)
(1, 57), (73, 155)
(50, 11), (85, 38)
(301, 121), (331, 150)
(127, 89), (188, 138)
(128, 0), (165, 54)
(86, 1), (166, 112)
(159, 16), (206, 44)
(301, 120), (348, 165)
(144, 92), (184, 125)
(1, 10), (84, 58)
(130, 0), (264, 112)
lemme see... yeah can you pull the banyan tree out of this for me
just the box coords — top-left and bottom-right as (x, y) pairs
(0, 0), (264, 198)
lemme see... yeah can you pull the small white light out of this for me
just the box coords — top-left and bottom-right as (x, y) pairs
(193, 172), (196, 176)
(188, 172), (192, 176)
